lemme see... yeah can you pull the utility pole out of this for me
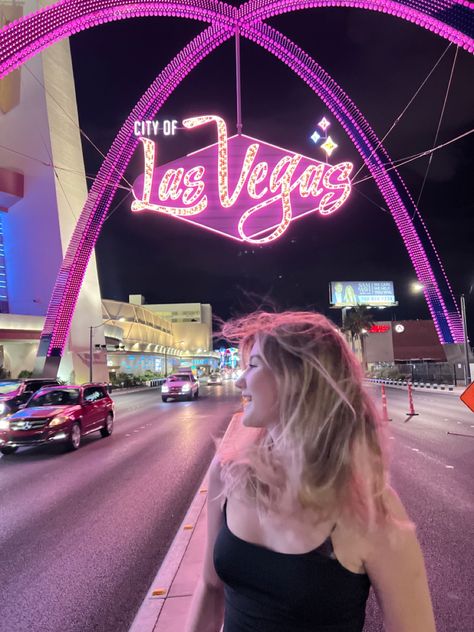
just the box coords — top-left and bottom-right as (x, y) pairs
(89, 326), (93, 382)
(461, 294), (471, 386)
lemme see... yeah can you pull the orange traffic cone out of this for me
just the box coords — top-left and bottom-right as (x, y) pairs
(381, 384), (392, 422)
(406, 382), (419, 418)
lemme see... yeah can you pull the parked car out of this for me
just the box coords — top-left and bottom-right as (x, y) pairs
(208, 373), (223, 385)
(0, 378), (61, 418)
(0, 383), (114, 455)
(161, 373), (199, 402)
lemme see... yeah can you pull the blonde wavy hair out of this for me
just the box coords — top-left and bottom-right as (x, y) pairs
(219, 310), (390, 530)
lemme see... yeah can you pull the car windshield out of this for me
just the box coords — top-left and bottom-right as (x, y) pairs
(169, 374), (190, 381)
(27, 389), (80, 407)
(0, 381), (21, 395)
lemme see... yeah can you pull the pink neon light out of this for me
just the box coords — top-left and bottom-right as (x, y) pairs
(0, 0), (472, 80)
(0, 0), (468, 360)
(131, 115), (353, 244)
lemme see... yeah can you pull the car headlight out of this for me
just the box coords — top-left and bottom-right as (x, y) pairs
(0, 402), (8, 416)
(181, 384), (191, 392)
(162, 385), (169, 393)
(49, 415), (69, 428)
(0, 417), (10, 430)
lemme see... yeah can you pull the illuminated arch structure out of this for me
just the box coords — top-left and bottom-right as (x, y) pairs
(0, 1), (472, 375)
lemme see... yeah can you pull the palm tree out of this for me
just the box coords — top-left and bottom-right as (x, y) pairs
(342, 307), (374, 369)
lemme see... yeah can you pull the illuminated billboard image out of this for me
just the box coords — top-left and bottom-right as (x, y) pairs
(330, 281), (397, 307)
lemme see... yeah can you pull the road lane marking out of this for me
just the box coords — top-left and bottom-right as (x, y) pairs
(445, 465), (454, 469)
(411, 448), (420, 452)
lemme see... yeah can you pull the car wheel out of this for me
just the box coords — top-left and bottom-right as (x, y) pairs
(162, 396), (168, 402)
(1, 446), (18, 455)
(67, 422), (81, 451)
(100, 412), (114, 438)
(194, 389), (199, 399)
(187, 392), (193, 401)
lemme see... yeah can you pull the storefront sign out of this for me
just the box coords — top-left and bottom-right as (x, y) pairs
(369, 324), (391, 333)
(131, 115), (353, 244)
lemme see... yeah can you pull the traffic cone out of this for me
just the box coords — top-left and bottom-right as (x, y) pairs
(381, 384), (391, 422)
(406, 382), (419, 417)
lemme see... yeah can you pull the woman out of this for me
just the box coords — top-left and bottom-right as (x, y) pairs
(186, 311), (435, 632)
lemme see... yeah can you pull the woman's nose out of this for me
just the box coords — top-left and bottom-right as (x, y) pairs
(235, 373), (245, 390)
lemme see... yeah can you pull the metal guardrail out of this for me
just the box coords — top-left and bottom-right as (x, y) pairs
(145, 379), (166, 387)
(366, 378), (454, 391)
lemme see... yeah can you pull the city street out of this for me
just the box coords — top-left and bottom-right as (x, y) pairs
(0, 383), (472, 632)
(0, 382), (237, 632)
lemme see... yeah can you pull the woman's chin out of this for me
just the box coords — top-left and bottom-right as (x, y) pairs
(241, 408), (255, 427)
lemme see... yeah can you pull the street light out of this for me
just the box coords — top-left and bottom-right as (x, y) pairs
(412, 281), (471, 385)
(89, 317), (120, 382)
(411, 281), (424, 293)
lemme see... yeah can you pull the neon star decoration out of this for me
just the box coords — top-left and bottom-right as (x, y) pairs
(131, 115), (353, 244)
(318, 116), (331, 131)
(321, 136), (338, 157)
(0, 1), (470, 369)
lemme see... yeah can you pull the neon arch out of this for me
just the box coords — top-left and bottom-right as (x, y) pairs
(0, 3), (471, 372)
(240, 1), (474, 51)
(0, 0), (473, 79)
(40, 16), (463, 356)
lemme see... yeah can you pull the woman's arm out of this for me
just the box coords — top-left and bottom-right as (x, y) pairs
(364, 487), (436, 632)
(185, 456), (225, 632)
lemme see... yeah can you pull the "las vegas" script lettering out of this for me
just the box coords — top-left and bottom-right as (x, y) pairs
(131, 115), (353, 244)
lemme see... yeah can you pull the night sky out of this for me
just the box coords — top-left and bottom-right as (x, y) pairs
(69, 5), (474, 330)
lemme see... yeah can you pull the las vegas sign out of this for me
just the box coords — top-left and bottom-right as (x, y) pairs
(131, 115), (353, 245)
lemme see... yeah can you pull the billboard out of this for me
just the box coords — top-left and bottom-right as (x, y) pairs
(329, 281), (397, 307)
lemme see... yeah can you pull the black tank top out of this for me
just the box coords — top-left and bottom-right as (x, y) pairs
(214, 502), (370, 632)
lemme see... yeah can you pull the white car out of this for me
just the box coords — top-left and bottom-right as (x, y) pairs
(208, 373), (223, 385)
(162, 373), (199, 402)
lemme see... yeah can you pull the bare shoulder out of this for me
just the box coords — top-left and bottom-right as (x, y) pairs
(208, 454), (225, 502)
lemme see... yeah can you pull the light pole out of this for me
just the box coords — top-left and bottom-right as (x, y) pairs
(89, 318), (118, 382)
(411, 282), (471, 386)
(460, 294), (471, 386)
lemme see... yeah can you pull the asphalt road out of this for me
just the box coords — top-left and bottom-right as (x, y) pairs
(1, 383), (472, 632)
(0, 382), (238, 632)
(363, 385), (474, 632)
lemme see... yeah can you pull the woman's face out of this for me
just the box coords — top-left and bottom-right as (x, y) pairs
(235, 338), (279, 429)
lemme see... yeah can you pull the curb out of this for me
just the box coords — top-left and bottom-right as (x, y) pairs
(128, 473), (209, 632)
